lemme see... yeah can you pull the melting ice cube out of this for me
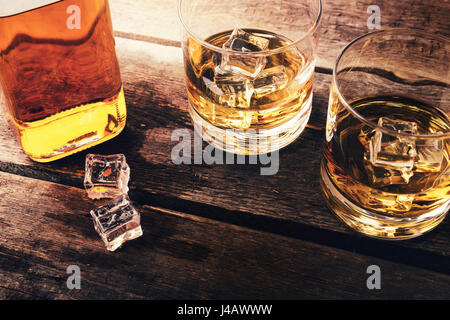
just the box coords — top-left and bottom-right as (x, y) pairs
(365, 117), (418, 186)
(84, 154), (130, 199)
(224, 29), (271, 50)
(369, 117), (417, 170)
(220, 28), (270, 78)
(213, 68), (254, 108)
(414, 139), (444, 172)
(253, 65), (290, 98)
(202, 69), (226, 96)
(90, 195), (143, 252)
(364, 160), (414, 187)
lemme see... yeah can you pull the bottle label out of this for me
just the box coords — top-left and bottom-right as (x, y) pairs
(0, 0), (60, 17)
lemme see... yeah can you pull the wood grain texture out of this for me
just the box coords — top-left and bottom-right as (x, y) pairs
(0, 38), (448, 267)
(109, 0), (450, 69)
(0, 171), (449, 299)
(0, 0), (449, 300)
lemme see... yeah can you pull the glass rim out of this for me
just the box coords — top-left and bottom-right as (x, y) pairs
(333, 28), (450, 140)
(177, 0), (322, 57)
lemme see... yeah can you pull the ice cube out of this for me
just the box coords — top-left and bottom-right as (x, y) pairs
(220, 28), (270, 78)
(224, 29), (271, 50)
(253, 65), (290, 98)
(213, 68), (254, 108)
(90, 195), (143, 252)
(369, 117), (418, 170)
(414, 139), (444, 172)
(364, 159), (414, 187)
(202, 70), (225, 97)
(84, 154), (130, 199)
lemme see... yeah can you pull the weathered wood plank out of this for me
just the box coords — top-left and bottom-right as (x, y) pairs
(109, 0), (450, 69)
(0, 171), (449, 299)
(0, 38), (448, 262)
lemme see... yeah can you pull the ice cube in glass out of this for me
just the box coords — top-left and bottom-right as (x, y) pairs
(220, 28), (270, 78)
(369, 117), (417, 170)
(214, 68), (254, 108)
(253, 65), (290, 98)
(414, 139), (444, 172)
(364, 160), (414, 187)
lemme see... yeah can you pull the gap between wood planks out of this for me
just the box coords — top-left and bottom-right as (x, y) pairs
(0, 159), (448, 276)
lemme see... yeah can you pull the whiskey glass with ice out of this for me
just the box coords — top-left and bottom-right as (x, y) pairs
(321, 29), (450, 239)
(178, 0), (322, 154)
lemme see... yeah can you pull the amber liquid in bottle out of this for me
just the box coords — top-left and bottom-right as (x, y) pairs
(0, 0), (126, 162)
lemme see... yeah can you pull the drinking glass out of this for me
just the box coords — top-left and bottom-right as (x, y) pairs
(178, 0), (322, 154)
(321, 29), (449, 239)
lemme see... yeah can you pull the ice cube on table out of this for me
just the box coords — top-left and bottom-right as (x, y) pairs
(253, 65), (289, 98)
(90, 195), (143, 252)
(219, 28), (270, 78)
(414, 139), (444, 172)
(84, 154), (130, 199)
(369, 117), (417, 170)
(213, 68), (254, 108)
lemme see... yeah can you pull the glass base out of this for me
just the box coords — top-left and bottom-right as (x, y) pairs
(189, 94), (312, 155)
(320, 161), (449, 240)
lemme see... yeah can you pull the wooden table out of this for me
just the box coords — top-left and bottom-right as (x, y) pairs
(0, 0), (449, 300)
